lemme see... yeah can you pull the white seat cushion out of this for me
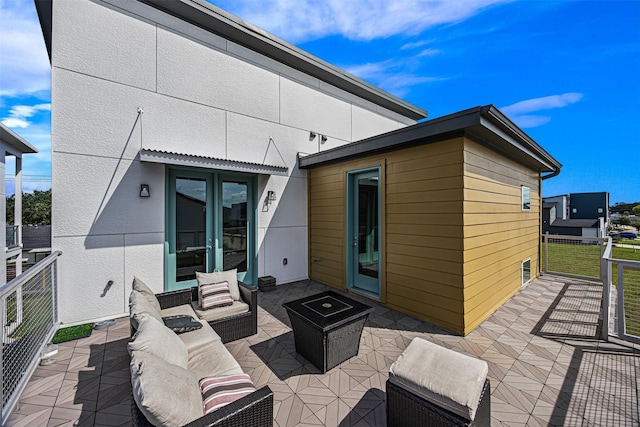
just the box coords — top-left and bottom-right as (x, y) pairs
(160, 305), (224, 351)
(388, 337), (488, 421)
(191, 300), (249, 322)
(188, 338), (244, 380)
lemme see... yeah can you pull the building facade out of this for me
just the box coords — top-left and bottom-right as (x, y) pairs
(36, 0), (425, 324)
(36, 0), (561, 335)
(543, 192), (609, 237)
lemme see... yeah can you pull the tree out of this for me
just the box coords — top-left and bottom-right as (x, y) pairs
(613, 216), (631, 226)
(631, 221), (640, 234)
(6, 189), (52, 225)
(633, 205), (640, 216)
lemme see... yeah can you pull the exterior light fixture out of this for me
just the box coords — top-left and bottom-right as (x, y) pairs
(309, 131), (317, 141)
(321, 135), (328, 144)
(140, 184), (150, 197)
(267, 191), (276, 202)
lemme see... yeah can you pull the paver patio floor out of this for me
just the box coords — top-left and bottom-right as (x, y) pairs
(6, 275), (639, 426)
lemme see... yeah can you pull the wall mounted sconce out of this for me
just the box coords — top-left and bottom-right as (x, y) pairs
(263, 190), (276, 212)
(309, 131), (317, 141)
(321, 135), (328, 144)
(140, 184), (150, 198)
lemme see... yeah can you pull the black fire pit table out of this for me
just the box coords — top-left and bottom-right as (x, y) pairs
(283, 291), (373, 373)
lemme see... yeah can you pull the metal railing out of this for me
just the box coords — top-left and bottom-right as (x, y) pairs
(1, 251), (61, 424)
(601, 238), (640, 344)
(542, 234), (608, 281)
(5, 225), (19, 248)
(543, 234), (640, 344)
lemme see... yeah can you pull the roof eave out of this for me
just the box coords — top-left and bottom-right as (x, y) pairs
(0, 124), (39, 154)
(36, 0), (426, 120)
(34, 0), (52, 62)
(299, 105), (562, 175)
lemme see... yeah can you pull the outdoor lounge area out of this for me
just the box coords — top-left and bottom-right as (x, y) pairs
(6, 275), (639, 426)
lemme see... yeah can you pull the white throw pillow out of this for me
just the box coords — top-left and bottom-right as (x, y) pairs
(128, 313), (189, 369)
(129, 290), (163, 330)
(196, 269), (240, 301)
(132, 276), (161, 312)
(130, 350), (203, 427)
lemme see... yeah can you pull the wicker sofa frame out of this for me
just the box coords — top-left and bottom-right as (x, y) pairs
(154, 281), (258, 343)
(386, 378), (491, 427)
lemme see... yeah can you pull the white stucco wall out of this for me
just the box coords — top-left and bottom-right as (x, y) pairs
(51, 0), (416, 323)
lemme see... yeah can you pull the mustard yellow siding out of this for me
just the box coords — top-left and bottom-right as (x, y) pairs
(462, 138), (540, 334)
(308, 166), (345, 290)
(308, 139), (466, 333)
(307, 135), (542, 336)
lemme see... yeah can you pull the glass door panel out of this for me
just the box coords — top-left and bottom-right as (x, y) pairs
(357, 177), (379, 280)
(167, 169), (256, 291)
(347, 168), (381, 299)
(175, 177), (209, 283)
(222, 181), (248, 272)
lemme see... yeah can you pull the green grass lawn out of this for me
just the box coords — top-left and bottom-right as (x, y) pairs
(544, 242), (640, 336)
(52, 323), (94, 344)
(6, 292), (54, 339)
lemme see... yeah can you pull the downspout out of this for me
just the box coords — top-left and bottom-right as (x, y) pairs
(541, 168), (560, 180)
(540, 167), (560, 277)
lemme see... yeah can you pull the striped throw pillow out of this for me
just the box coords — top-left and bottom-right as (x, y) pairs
(200, 281), (234, 310)
(200, 374), (256, 414)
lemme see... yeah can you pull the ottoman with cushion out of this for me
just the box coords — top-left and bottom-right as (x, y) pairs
(386, 337), (490, 427)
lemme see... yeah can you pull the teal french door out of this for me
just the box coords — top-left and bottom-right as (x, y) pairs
(347, 167), (381, 299)
(166, 168), (256, 291)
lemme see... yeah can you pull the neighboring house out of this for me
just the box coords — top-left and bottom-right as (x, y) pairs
(543, 192), (609, 237)
(0, 124), (39, 287)
(36, 0), (561, 335)
(22, 225), (52, 264)
(6, 225), (52, 282)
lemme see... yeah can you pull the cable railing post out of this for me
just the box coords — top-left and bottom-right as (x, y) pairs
(617, 265), (626, 339)
(543, 234), (548, 273)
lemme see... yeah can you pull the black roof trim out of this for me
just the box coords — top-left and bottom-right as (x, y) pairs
(34, 0), (427, 121)
(549, 219), (599, 228)
(299, 105), (562, 175)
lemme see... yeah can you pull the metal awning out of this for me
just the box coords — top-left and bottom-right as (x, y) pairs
(139, 149), (288, 176)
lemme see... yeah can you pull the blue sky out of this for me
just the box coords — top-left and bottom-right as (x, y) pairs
(1, 0), (639, 204)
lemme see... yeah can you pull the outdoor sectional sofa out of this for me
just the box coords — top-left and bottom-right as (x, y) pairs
(129, 277), (272, 426)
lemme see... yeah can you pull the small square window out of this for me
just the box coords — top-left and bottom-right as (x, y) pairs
(572, 208), (577, 213)
(521, 186), (530, 211)
(522, 259), (531, 286)
(598, 208), (603, 214)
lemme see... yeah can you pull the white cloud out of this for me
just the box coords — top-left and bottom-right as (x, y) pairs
(501, 93), (583, 128)
(401, 40), (434, 50)
(343, 60), (446, 98)
(509, 114), (552, 128)
(1, 103), (50, 128)
(0, 0), (51, 97)
(501, 93), (583, 116)
(417, 48), (442, 57)
(211, 0), (510, 43)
